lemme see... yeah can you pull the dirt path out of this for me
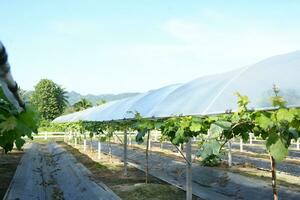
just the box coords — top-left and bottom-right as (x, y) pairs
(4, 142), (120, 200)
(89, 141), (300, 200)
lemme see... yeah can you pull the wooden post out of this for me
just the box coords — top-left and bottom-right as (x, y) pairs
(270, 155), (278, 200)
(160, 141), (163, 149)
(228, 139), (232, 167)
(124, 130), (128, 176)
(240, 139), (243, 152)
(186, 138), (192, 200)
(98, 141), (101, 160)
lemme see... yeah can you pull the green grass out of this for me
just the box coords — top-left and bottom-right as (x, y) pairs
(116, 183), (190, 200)
(59, 142), (202, 200)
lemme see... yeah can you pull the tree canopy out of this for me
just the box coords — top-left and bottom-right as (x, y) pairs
(30, 79), (68, 121)
(73, 98), (92, 111)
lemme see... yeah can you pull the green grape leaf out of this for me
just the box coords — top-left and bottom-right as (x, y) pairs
(0, 114), (6, 120)
(277, 109), (294, 123)
(136, 130), (147, 144)
(154, 122), (163, 130)
(256, 114), (273, 130)
(0, 116), (17, 133)
(268, 138), (288, 162)
(209, 124), (223, 137)
(209, 121), (231, 138)
(190, 122), (202, 132)
(289, 128), (299, 140)
(15, 138), (25, 150)
(172, 128), (185, 145)
(99, 135), (107, 142)
(214, 121), (232, 131)
(197, 139), (221, 160)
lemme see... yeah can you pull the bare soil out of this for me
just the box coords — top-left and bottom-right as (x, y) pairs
(58, 141), (202, 200)
(0, 149), (24, 199)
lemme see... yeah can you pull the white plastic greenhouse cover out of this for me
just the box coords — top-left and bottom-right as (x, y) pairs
(53, 50), (300, 123)
(52, 111), (79, 123)
(149, 50), (300, 117)
(76, 84), (182, 122)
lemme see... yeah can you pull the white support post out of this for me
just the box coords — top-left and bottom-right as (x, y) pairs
(90, 135), (93, 152)
(154, 130), (158, 142)
(84, 139), (87, 152)
(249, 133), (253, 145)
(98, 141), (101, 160)
(228, 140), (232, 167)
(75, 137), (77, 148)
(44, 132), (48, 140)
(297, 139), (299, 150)
(148, 134), (151, 150)
(160, 141), (163, 149)
(186, 138), (192, 200)
(193, 137), (197, 142)
(124, 131), (128, 176)
(68, 133), (71, 144)
(129, 133), (132, 146)
(240, 139), (243, 152)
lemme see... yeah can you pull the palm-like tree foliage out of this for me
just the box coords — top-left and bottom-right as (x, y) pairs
(73, 98), (92, 111)
(57, 86), (69, 111)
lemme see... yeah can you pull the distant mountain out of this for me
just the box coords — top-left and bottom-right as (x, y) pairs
(23, 90), (140, 106)
(66, 91), (140, 105)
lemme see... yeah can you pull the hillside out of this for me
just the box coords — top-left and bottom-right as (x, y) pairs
(67, 91), (140, 105)
(23, 90), (139, 106)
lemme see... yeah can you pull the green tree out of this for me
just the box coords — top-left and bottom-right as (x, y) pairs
(30, 79), (68, 121)
(73, 98), (92, 111)
(96, 99), (107, 106)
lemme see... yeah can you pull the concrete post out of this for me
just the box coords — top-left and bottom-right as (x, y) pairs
(228, 140), (232, 167)
(124, 131), (128, 176)
(148, 135), (151, 150)
(98, 141), (101, 160)
(186, 138), (192, 200)
(240, 139), (243, 152)
(84, 139), (87, 152)
(75, 137), (77, 148)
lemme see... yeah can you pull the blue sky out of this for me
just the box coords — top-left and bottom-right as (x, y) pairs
(1, 1), (300, 94)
